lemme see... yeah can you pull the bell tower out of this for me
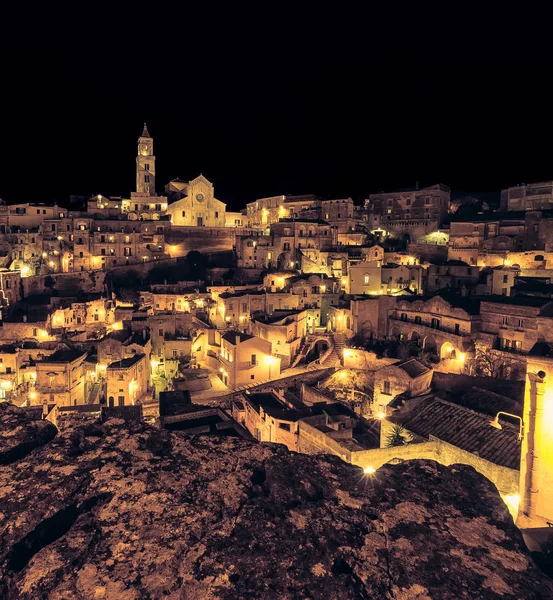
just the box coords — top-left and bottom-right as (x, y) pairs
(136, 123), (155, 194)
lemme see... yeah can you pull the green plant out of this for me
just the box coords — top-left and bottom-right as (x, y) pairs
(385, 424), (413, 448)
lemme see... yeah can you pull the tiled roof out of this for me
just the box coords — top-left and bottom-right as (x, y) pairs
(457, 387), (522, 418)
(391, 395), (521, 470)
(398, 359), (430, 379)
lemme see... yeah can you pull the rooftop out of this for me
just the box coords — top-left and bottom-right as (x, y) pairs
(107, 354), (145, 369)
(38, 349), (86, 363)
(390, 395), (521, 469)
(245, 392), (308, 421)
(222, 331), (255, 345)
(398, 359), (431, 378)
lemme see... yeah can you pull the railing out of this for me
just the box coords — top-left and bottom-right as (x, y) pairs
(389, 316), (470, 338)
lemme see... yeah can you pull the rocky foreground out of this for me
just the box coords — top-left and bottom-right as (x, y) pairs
(0, 403), (552, 599)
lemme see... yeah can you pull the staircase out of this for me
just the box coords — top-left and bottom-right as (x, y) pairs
(87, 381), (101, 404)
(290, 337), (316, 368)
(332, 333), (346, 364)
(319, 333), (346, 367)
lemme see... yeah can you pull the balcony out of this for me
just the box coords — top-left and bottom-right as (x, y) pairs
(389, 316), (471, 342)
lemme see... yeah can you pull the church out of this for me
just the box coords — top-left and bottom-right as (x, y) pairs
(165, 174), (227, 227)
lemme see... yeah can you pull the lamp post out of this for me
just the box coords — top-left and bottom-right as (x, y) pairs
(489, 411), (523, 441)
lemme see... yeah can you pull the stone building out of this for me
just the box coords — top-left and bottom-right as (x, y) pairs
(166, 175), (226, 227)
(251, 309), (308, 368)
(501, 181), (553, 211)
(35, 349), (87, 406)
(217, 331), (279, 389)
(233, 391), (305, 449)
(236, 219), (336, 270)
(245, 194), (318, 228)
(373, 359), (433, 415)
(106, 353), (149, 407)
(478, 296), (553, 358)
(424, 261), (487, 295)
(216, 290), (266, 331)
(365, 183), (450, 240)
(389, 294), (481, 360)
(348, 260), (422, 296)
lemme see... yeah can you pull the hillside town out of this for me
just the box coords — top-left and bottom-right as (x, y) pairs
(1, 123), (553, 539)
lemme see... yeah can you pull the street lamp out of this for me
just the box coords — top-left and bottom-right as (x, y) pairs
(489, 411), (523, 441)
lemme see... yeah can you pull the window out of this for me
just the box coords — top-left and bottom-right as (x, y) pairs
(118, 396), (125, 406)
(431, 318), (440, 329)
(406, 199), (411, 206)
(182, 211), (186, 217)
(383, 381), (391, 394)
(215, 211), (219, 219)
(251, 354), (257, 366)
(400, 313), (407, 322)
(144, 175), (150, 183)
(502, 316), (508, 325)
(251, 374), (255, 380)
(502, 288), (507, 295)
(279, 423), (291, 431)
(518, 319), (524, 327)
(94, 314), (99, 321)
(364, 274), (370, 285)
(454, 323), (460, 335)
(414, 316), (422, 324)
(503, 275), (509, 283)
(145, 163), (149, 170)
(159, 329), (164, 336)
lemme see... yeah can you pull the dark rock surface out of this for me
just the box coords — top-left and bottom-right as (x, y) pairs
(0, 402), (57, 465)
(0, 403), (552, 599)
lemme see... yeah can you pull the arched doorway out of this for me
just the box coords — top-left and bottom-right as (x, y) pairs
(440, 341), (457, 360)
(424, 335), (438, 354)
(409, 331), (421, 346)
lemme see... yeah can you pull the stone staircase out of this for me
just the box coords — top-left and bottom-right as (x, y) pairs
(319, 333), (346, 367)
(87, 381), (101, 405)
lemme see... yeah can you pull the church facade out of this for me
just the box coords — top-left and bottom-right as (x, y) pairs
(166, 175), (226, 227)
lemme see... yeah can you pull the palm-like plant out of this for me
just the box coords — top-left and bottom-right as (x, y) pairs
(385, 424), (413, 448)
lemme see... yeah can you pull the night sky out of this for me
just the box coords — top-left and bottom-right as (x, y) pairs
(2, 9), (552, 211)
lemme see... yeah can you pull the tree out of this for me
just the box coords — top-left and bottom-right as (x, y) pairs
(385, 424), (413, 448)
(464, 345), (526, 380)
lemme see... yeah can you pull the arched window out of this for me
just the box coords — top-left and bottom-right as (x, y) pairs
(535, 255), (544, 261)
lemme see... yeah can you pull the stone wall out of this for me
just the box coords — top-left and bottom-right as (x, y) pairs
(23, 271), (105, 297)
(165, 226), (237, 256)
(431, 436), (519, 496)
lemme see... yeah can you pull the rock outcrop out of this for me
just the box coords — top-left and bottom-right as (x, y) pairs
(0, 403), (552, 599)
(0, 402), (57, 465)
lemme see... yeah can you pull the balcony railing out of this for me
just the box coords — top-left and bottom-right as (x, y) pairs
(390, 316), (470, 338)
